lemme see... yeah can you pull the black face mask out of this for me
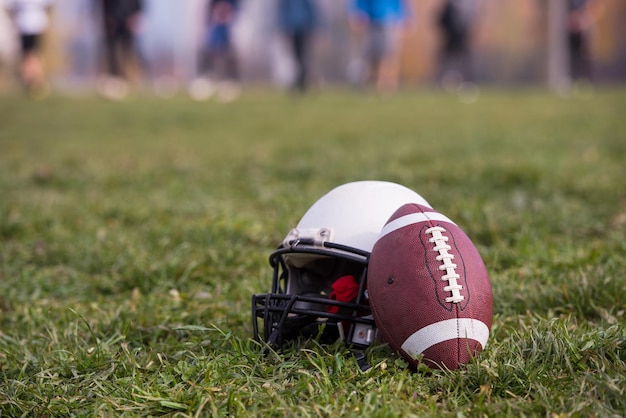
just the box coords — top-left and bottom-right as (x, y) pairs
(251, 243), (376, 350)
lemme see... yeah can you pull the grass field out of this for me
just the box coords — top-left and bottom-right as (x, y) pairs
(1, 87), (625, 417)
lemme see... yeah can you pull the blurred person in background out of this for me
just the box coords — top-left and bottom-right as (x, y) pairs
(188, 0), (240, 102)
(277, 0), (318, 93)
(347, 0), (410, 95)
(4, 0), (54, 98)
(567, 0), (597, 84)
(436, 0), (481, 102)
(97, 0), (143, 100)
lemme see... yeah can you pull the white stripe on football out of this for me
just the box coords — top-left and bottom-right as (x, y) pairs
(378, 212), (456, 240)
(400, 318), (490, 359)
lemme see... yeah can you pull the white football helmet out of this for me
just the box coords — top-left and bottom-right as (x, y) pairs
(252, 181), (431, 349)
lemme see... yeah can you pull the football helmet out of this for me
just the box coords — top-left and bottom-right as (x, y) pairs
(252, 181), (431, 349)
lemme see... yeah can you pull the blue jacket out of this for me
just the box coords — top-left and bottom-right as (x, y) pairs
(350, 0), (408, 24)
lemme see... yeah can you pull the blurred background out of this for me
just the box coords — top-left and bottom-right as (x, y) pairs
(1, 0), (624, 98)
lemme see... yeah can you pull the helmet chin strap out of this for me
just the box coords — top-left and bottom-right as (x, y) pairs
(263, 294), (372, 372)
(266, 294), (348, 347)
(267, 294), (298, 346)
(353, 351), (371, 372)
(271, 315), (341, 347)
(266, 295), (336, 346)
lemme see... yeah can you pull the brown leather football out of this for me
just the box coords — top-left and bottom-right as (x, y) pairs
(368, 203), (493, 370)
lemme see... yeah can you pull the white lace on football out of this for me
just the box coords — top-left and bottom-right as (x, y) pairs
(426, 226), (464, 303)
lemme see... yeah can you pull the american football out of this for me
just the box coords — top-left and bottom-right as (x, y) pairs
(368, 203), (493, 370)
